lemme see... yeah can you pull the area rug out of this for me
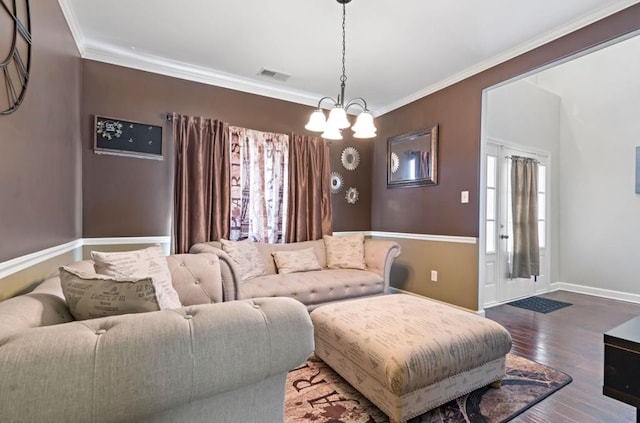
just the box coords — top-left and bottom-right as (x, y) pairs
(285, 353), (571, 423)
(507, 296), (572, 314)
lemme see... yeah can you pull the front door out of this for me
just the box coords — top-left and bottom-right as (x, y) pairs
(483, 142), (549, 307)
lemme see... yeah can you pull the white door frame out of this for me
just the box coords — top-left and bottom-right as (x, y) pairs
(478, 89), (553, 311)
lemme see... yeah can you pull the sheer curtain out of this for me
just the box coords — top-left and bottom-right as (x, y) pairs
(286, 134), (333, 242)
(172, 113), (230, 253)
(511, 156), (539, 278)
(229, 127), (289, 243)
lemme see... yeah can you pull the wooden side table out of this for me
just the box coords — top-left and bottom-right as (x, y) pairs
(604, 315), (640, 422)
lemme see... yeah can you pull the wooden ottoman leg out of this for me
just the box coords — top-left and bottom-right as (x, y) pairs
(490, 380), (502, 389)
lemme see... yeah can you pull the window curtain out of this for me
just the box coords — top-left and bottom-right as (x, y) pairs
(172, 113), (230, 253)
(229, 127), (289, 243)
(286, 134), (333, 242)
(511, 156), (540, 278)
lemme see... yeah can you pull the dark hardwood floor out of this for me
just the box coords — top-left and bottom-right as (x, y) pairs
(485, 290), (640, 423)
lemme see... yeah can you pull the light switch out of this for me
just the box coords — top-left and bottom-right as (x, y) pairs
(461, 191), (469, 203)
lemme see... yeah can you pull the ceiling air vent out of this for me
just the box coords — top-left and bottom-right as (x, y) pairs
(257, 68), (291, 82)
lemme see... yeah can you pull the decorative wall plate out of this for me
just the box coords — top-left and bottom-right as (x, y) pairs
(341, 147), (360, 171)
(345, 187), (359, 204)
(330, 172), (344, 194)
(390, 152), (400, 173)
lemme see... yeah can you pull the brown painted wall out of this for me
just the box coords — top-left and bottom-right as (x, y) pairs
(81, 61), (371, 239)
(386, 238), (478, 311)
(373, 4), (640, 309)
(0, 0), (82, 262)
(372, 4), (640, 238)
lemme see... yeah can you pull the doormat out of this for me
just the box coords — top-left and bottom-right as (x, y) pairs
(507, 296), (572, 314)
(285, 353), (572, 423)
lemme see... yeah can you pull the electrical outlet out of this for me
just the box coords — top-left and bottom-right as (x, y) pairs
(461, 191), (469, 203)
(431, 270), (438, 282)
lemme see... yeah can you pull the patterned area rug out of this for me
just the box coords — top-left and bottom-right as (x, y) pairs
(285, 354), (571, 423)
(507, 296), (572, 314)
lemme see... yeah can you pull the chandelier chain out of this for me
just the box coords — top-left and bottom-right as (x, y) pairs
(340, 2), (347, 84)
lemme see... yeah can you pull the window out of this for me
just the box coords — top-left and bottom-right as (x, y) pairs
(485, 155), (497, 253)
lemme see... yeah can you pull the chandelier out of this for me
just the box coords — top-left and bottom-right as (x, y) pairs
(305, 0), (377, 140)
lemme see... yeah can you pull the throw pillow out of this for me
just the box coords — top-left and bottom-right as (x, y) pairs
(323, 233), (366, 270)
(59, 266), (160, 321)
(220, 239), (267, 281)
(272, 248), (322, 274)
(91, 245), (182, 310)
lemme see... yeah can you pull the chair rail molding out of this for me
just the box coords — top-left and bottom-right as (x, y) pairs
(333, 231), (477, 244)
(0, 236), (171, 279)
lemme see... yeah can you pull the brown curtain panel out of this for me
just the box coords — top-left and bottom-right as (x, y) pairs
(511, 156), (540, 278)
(286, 134), (333, 242)
(172, 113), (230, 253)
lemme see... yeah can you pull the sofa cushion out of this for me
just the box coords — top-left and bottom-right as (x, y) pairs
(254, 239), (327, 275)
(91, 245), (181, 309)
(323, 234), (365, 270)
(238, 269), (384, 307)
(59, 266), (161, 320)
(220, 239), (267, 282)
(272, 248), (322, 274)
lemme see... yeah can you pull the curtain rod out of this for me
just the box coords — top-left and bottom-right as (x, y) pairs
(166, 114), (173, 121)
(505, 155), (540, 163)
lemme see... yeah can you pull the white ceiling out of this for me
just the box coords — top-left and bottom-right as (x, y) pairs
(59, 0), (640, 116)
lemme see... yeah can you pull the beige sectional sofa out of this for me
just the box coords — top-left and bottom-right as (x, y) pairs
(0, 252), (314, 423)
(189, 237), (401, 310)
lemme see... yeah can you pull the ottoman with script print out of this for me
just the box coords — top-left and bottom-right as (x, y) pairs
(310, 294), (513, 423)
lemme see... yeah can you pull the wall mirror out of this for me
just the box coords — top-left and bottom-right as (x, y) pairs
(387, 124), (438, 188)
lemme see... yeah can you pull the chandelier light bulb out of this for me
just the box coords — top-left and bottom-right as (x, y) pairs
(352, 110), (375, 134)
(327, 106), (351, 129)
(321, 125), (343, 140)
(305, 109), (327, 132)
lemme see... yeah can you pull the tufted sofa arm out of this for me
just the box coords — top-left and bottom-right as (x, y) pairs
(189, 242), (241, 301)
(0, 297), (313, 423)
(364, 239), (401, 292)
(166, 253), (224, 305)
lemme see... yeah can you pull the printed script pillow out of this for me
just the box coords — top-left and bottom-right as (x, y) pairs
(323, 233), (366, 270)
(59, 266), (160, 321)
(220, 239), (267, 281)
(272, 248), (322, 274)
(91, 245), (181, 309)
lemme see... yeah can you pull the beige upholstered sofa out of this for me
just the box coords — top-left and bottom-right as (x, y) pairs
(0, 253), (314, 423)
(189, 237), (401, 310)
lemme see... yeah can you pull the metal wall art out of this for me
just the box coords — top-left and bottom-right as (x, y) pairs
(94, 115), (163, 160)
(345, 187), (359, 204)
(330, 172), (344, 194)
(341, 146), (360, 171)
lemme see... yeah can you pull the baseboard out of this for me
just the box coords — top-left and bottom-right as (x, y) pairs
(389, 287), (485, 316)
(551, 282), (640, 305)
(0, 236), (171, 280)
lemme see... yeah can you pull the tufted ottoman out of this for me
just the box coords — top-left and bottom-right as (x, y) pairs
(310, 294), (513, 423)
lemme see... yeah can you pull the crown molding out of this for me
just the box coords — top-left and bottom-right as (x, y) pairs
(57, 0), (86, 56)
(58, 0), (639, 117)
(370, 0), (640, 116)
(83, 44), (323, 109)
